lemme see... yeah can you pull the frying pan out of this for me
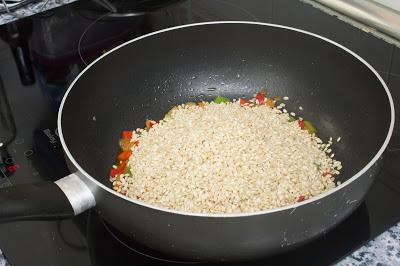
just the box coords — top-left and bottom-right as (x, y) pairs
(0, 22), (394, 261)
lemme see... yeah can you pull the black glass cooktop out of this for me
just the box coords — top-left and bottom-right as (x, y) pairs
(0, 1), (399, 265)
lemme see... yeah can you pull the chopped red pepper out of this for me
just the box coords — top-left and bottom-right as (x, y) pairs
(118, 150), (132, 161)
(239, 98), (252, 106)
(298, 120), (305, 129)
(297, 195), (305, 202)
(322, 172), (335, 177)
(146, 119), (156, 129)
(109, 169), (118, 179)
(255, 92), (266, 105)
(109, 161), (127, 178)
(121, 130), (133, 139)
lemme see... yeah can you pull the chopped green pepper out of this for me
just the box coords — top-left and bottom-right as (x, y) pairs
(304, 120), (317, 134)
(314, 163), (321, 171)
(288, 116), (296, 122)
(124, 166), (131, 174)
(213, 96), (230, 104)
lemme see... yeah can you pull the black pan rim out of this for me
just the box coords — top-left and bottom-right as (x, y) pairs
(57, 21), (395, 218)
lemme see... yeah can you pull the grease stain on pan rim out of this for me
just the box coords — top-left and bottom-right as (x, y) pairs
(57, 21), (395, 218)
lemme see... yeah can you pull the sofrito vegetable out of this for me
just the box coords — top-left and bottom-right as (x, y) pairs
(109, 161), (127, 179)
(304, 120), (317, 134)
(322, 171), (335, 177)
(297, 195), (306, 202)
(213, 96), (230, 104)
(118, 150), (132, 161)
(197, 101), (206, 108)
(146, 119), (156, 129)
(239, 98), (252, 106)
(266, 98), (275, 108)
(255, 91), (266, 105)
(298, 120), (317, 134)
(298, 120), (305, 129)
(121, 130), (133, 139)
(109, 91), (322, 190)
(119, 139), (135, 151)
(185, 102), (197, 107)
(109, 130), (138, 183)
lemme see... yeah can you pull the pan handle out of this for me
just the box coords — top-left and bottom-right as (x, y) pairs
(0, 173), (96, 223)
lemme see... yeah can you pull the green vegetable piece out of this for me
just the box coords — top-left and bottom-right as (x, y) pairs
(124, 166), (131, 174)
(213, 96), (230, 104)
(304, 120), (317, 134)
(288, 116), (296, 122)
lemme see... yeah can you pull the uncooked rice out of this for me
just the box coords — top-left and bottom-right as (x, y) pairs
(122, 101), (342, 214)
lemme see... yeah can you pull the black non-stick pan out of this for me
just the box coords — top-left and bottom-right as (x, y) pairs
(0, 22), (394, 261)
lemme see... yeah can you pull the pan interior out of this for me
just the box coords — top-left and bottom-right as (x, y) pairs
(61, 23), (392, 189)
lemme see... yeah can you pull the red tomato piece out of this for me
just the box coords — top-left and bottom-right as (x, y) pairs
(146, 119), (156, 129)
(255, 92), (266, 105)
(109, 161), (127, 178)
(109, 168), (119, 178)
(322, 172), (335, 177)
(121, 130), (133, 139)
(298, 120), (305, 129)
(109, 161), (126, 178)
(118, 161), (127, 170)
(297, 195), (305, 202)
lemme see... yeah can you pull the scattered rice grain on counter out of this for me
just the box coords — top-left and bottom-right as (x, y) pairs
(115, 100), (342, 214)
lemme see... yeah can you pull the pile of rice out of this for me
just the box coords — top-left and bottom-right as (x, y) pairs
(121, 101), (342, 214)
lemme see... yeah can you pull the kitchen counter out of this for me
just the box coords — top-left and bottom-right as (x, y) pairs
(0, 0), (78, 25)
(0, 249), (8, 266)
(337, 222), (400, 265)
